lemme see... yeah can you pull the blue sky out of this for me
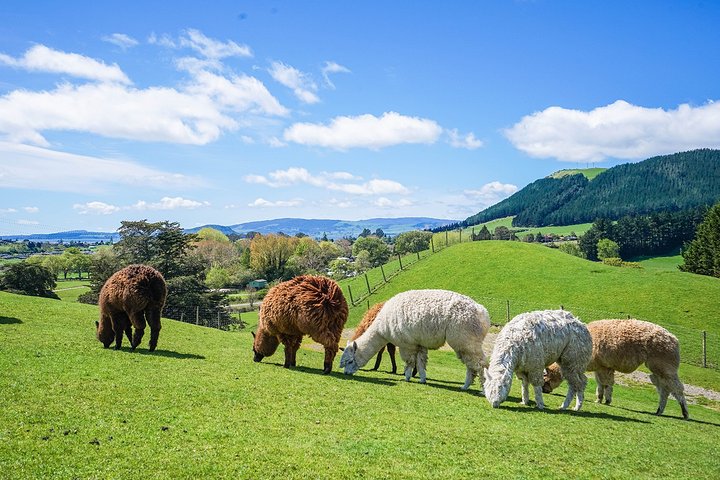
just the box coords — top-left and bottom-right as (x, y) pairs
(1, 1), (720, 235)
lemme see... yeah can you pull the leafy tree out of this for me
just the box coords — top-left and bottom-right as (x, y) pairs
(374, 228), (385, 238)
(523, 233), (535, 243)
(680, 201), (720, 277)
(597, 238), (621, 260)
(493, 226), (512, 240)
(352, 236), (390, 267)
(329, 258), (354, 280)
(472, 225), (492, 241)
(206, 266), (231, 289)
(196, 227), (230, 243)
(0, 262), (57, 298)
(394, 230), (433, 254)
(78, 246), (122, 304)
(358, 228), (372, 238)
(249, 234), (298, 280)
(353, 250), (372, 273)
(558, 242), (583, 258)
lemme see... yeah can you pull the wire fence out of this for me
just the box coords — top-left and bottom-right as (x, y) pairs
(163, 305), (251, 331)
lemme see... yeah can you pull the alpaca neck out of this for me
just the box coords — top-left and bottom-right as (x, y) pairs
(490, 350), (518, 386)
(352, 327), (388, 368)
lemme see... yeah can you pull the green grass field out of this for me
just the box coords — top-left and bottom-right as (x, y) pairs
(2, 290), (720, 479)
(53, 279), (91, 302)
(548, 167), (607, 180)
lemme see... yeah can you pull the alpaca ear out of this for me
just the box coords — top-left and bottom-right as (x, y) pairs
(352, 341), (357, 352)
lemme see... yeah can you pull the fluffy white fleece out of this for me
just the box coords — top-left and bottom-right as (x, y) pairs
(483, 310), (592, 411)
(339, 289), (490, 390)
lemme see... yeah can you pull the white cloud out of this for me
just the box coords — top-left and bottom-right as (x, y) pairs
(328, 198), (354, 209)
(373, 197), (414, 208)
(17, 219), (39, 225)
(180, 29), (252, 59)
(268, 61), (319, 104)
(248, 198), (302, 208)
(0, 142), (203, 193)
(447, 129), (483, 149)
(243, 167), (410, 195)
(132, 197), (210, 210)
(0, 208), (18, 213)
(73, 201), (121, 215)
(505, 100), (720, 162)
(0, 45), (131, 84)
(22, 206), (39, 213)
(267, 136), (287, 148)
(283, 112), (443, 150)
(102, 33), (139, 50)
(186, 70), (289, 116)
(464, 181), (518, 207)
(321, 61), (351, 88)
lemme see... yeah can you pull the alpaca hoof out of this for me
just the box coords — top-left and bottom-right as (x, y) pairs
(149, 345), (156, 352)
(114, 345), (121, 350)
(322, 368), (331, 375)
(604, 399), (612, 405)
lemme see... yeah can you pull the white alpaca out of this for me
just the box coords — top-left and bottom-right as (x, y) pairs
(484, 310), (592, 411)
(339, 289), (490, 391)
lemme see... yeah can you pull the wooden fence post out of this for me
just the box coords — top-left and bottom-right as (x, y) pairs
(398, 254), (403, 270)
(416, 251), (420, 261)
(459, 229), (462, 243)
(445, 230), (448, 246)
(364, 273), (371, 295)
(380, 264), (387, 283)
(431, 237), (435, 253)
(196, 306), (200, 325)
(348, 285), (355, 306)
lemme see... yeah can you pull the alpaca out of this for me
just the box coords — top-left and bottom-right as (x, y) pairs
(95, 264), (167, 351)
(252, 275), (348, 374)
(339, 289), (490, 391)
(351, 302), (400, 374)
(542, 319), (689, 419)
(484, 310), (592, 411)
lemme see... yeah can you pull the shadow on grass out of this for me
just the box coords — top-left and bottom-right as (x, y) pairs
(0, 316), (23, 325)
(256, 361), (398, 386)
(498, 403), (652, 423)
(613, 405), (720, 427)
(113, 347), (205, 360)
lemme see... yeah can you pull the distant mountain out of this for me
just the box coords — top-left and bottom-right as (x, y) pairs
(0, 230), (119, 243)
(188, 217), (454, 238)
(0, 217), (454, 243)
(465, 149), (720, 227)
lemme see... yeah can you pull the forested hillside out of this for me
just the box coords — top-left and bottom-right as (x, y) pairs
(465, 149), (720, 227)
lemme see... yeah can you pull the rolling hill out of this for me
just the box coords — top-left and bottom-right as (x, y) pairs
(465, 149), (720, 227)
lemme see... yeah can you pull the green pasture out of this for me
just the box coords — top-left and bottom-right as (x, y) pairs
(53, 279), (91, 302)
(1, 290), (720, 479)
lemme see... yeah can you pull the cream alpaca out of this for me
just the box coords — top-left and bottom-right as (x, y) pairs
(484, 310), (592, 411)
(339, 289), (490, 391)
(543, 319), (689, 419)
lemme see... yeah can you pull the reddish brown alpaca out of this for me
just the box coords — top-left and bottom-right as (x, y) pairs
(96, 264), (167, 351)
(352, 302), (399, 374)
(253, 275), (348, 374)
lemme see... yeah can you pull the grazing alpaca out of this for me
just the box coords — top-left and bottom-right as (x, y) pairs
(351, 302), (399, 374)
(542, 319), (689, 419)
(340, 289), (490, 391)
(484, 310), (592, 411)
(252, 275), (348, 374)
(96, 264), (167, 351)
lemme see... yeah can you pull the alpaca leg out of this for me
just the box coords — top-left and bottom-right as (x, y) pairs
(371, 346), (386, 371)
(595, 368), (614, 404)
(668, 376), (689, 420)
(672, 391), (689, 420)
(129, 311), (146, 350)
(561, 371), (587, 411)
(462, 367), (476, 391)
(533, 384), (546, 410)
(147, 307), (162, 352)
(399, 346), (418, 382)
(387, 343), (398, 374)
(649, 373), (670, 415)
(322, 344), (338, 374)
(416, 347), (428, 383)
(517, 373), (530, 405)
(124, 323), (133, 345)
(110, 312), (130, 350)
(594, 372), (604, 403)
(279, 335), (302, 368)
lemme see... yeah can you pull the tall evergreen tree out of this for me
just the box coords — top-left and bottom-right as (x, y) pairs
(680, 202), (720, 277)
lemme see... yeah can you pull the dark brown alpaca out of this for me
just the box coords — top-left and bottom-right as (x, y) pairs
(252, 275), (348, 374)
(96, 264), (167, 351)
(351, 302), (398, 374)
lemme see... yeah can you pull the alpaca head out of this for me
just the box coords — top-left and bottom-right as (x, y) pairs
(251, 329), (279, 362)
(339, 341), (359, 374)
(483, 368), (510, 408)
(542, 363), (563, 393)
(95, 320), (113, 348)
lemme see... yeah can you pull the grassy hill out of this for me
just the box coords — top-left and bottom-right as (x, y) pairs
(549, 168), (607, 180)
(2, 287), (720, 479)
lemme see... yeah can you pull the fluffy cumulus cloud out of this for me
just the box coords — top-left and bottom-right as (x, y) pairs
(464, 181), (518, 207)
(447, 129), (483, 149)
(73, 201), (121, 215)
(243, 167), (409, 195)
(102, 33), (139, 50)
(268, 61), (319, 104)
(23, 206), (39, 213)
(505, 100), (720, 162)
(131, 197), (210, 210)
(283, 112), (443, 150)
(373, 197), (413, 208)
(0, 32), (287, 146)
(248, 198), (302, 208)
(321, 61), (351, 88)
(0, 142), (203, 193)
(0, 45), (131, 84)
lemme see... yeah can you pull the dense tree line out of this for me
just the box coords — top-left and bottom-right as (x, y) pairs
(578, 208), (707, 261)
(462, 149), (720, 228)
(680, 201), (720, 278)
